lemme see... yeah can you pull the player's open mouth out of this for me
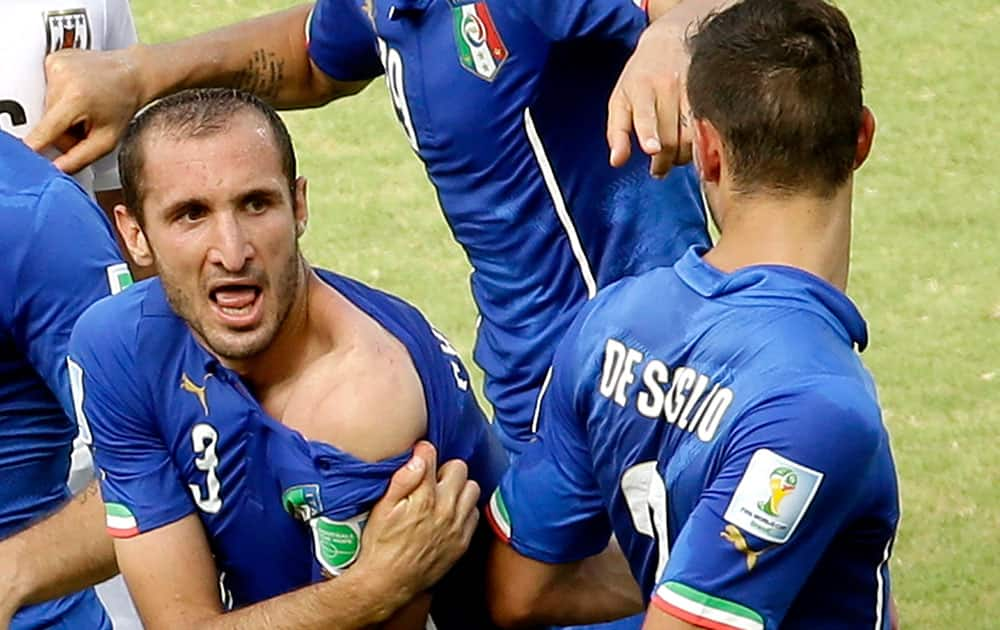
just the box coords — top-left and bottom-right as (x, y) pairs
(209, 282), (264, 328)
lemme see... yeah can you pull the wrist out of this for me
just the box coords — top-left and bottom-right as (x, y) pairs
(338, 562), (415, 624)
(127, 43), (168, 107)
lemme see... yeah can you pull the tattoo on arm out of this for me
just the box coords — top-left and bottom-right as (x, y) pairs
(77, 482), (100, 506)
(232, 49), (286, 101)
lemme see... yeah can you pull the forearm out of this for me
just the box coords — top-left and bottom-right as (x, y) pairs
(536, 544), (643, 625)
(128, 4), (356, 109)
(647, 0), (734, 27)
(0, 481), (116, 608)
(490, 541), (643, 628)
(194, 565), (413, 630)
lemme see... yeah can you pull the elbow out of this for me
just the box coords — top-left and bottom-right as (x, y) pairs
(488, 588), (547, 629)
(486, 542), (550, 629)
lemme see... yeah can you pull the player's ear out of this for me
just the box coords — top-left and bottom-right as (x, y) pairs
(853, 106), (876, 170)
(692, 118), (722, 186)
(293, 176), (308, 238)
(114, 204), (154, 267)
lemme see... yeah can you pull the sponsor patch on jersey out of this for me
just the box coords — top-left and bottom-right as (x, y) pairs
(723, 449), (823, 544)
(283, 484), (324, 522)
(311, 513), (367, 576)
(44, 9), (92, 54)
(105, 502), (139, 538)
(452, 3), (508, 82)
(105, 262), (134, 295)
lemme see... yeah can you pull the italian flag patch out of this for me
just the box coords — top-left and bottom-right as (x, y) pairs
(452, 2), (508, 82)
(105, 503), (139, 538)
(485, 489), (511, 542)
(653, 582), (764, 630)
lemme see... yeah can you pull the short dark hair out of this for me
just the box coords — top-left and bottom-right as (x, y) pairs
(118, 88), (297, 222)
(686, 0), (863, 196)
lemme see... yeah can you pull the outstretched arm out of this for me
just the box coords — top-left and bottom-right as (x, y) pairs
(26, 4), (370, 174)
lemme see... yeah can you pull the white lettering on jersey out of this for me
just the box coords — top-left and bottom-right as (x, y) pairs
(598, 338), (734, 442)
(377, 38), (419, 153)
(188, 423), (223, 513)
(431, 327), (468, 391)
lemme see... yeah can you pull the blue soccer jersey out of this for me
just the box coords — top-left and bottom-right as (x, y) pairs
(0, 131), (123, 630)
(308, 0), (710, 452)
(488, 247), (900, 630)
(69, 269), (509, 626)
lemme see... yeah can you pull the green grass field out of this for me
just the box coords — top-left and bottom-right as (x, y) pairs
(133, 1), (999, 627)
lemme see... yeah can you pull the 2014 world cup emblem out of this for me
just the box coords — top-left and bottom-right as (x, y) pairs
(758, 467), (798, 516)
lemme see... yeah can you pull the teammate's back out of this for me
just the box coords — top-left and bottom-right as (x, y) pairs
(0, 130), (119, 629)
(487, 2), (900, 628)
(572, 256), (898, 627)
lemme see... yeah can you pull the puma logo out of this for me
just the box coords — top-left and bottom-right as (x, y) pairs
(721, 524), (770, 571)
(180, 373), (213, 415)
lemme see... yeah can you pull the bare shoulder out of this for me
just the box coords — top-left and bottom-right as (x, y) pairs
(281, 289), (428, 463)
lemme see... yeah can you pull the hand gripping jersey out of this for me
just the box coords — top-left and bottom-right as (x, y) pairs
(489, 247), (900, 630)
(0, 0), (138, 195)
(308, 0), (710, 453)
(70, 270), (509, 627)
(0, 131), (123, 629)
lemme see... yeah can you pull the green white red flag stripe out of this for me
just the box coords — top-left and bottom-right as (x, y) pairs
(486, 489), (511, 542)
(105, 502), (139, 538)
(653, 582), (764, 630)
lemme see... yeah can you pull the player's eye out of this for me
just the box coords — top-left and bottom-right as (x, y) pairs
(244, 194), (273, 215)
(175, 204), (208, 223)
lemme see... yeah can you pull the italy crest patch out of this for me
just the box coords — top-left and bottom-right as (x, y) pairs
(452, 2), (508, 82)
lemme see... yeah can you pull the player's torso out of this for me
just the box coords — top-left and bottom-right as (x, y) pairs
(578, 261), (898, 620)
(0, 0), (119, 190)
(354, 0), (708, 435)
(0, 139), (79, 536)
(0, 132), (114, 630)
(138, 274), (505, 619)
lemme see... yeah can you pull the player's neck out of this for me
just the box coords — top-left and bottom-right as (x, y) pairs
(703, 181), (854, 292)
(224, 267), (330, 391)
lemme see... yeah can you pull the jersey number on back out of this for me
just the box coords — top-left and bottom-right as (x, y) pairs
(621, 461), (670, 580)
(0, 99), (27, 131)
(189, 423), (223, 514)
(67, 358), (93, 447)
(377, 38), (419, 153)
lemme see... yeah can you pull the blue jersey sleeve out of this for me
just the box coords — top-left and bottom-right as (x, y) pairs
(653, 385), (888, 629)
(507, 0), (646, 45)
(488, 331), (612, 564)
(69, 301), (194, 538)
(307, 0), (383, 82)
(7, 178), (125, 419)
(424, 326), (508, 505)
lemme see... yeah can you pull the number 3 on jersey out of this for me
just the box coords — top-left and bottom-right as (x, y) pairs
(621, 461), (670, 580)
(189, 423), (223, 514)
(377, 38), (419, 153)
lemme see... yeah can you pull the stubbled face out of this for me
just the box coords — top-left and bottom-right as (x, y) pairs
(133, 112), (306, 361)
